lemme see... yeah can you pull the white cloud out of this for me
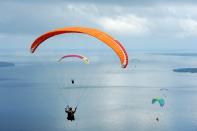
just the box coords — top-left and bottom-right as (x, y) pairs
(178, 19), (197, 37)
(97, 15), (151, 36)
(1, 1), (197, 39)
(66, 3), (99, 15)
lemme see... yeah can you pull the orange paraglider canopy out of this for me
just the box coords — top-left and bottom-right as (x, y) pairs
(30, 26), (128, 68)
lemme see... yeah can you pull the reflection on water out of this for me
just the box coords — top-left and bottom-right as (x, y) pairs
(0, 52), (197, 131)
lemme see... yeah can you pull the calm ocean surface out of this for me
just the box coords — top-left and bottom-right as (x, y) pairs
(0, 50), (197, 131)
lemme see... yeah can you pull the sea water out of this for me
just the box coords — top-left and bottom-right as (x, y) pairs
(0, 50), (197, 131)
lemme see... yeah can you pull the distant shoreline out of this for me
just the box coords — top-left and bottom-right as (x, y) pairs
(0, 62), (15, 67)
(173, 68), (197, 73)
(151, 53), (197, 57)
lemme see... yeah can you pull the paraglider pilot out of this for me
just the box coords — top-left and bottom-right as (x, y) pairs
(156, 117), (159, 122)
(71, 79), (74, 84)
(65, 105), (77, 121)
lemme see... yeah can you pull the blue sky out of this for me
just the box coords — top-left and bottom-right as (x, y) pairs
(1, 0), (197, 51)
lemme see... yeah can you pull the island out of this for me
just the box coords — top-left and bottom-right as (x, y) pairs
(173, 68), (197, 73)
(0, 62), (15, 67)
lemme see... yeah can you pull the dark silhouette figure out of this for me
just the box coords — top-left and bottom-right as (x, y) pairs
(156, 117), (159, 122)
(65, 105), (77, 121)
(71, 79), (74, 84)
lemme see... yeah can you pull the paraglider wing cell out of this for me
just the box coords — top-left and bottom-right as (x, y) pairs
(159, 98), (165, 107)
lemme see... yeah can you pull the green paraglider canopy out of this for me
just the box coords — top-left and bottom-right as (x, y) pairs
(152, 97), (165, 107)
